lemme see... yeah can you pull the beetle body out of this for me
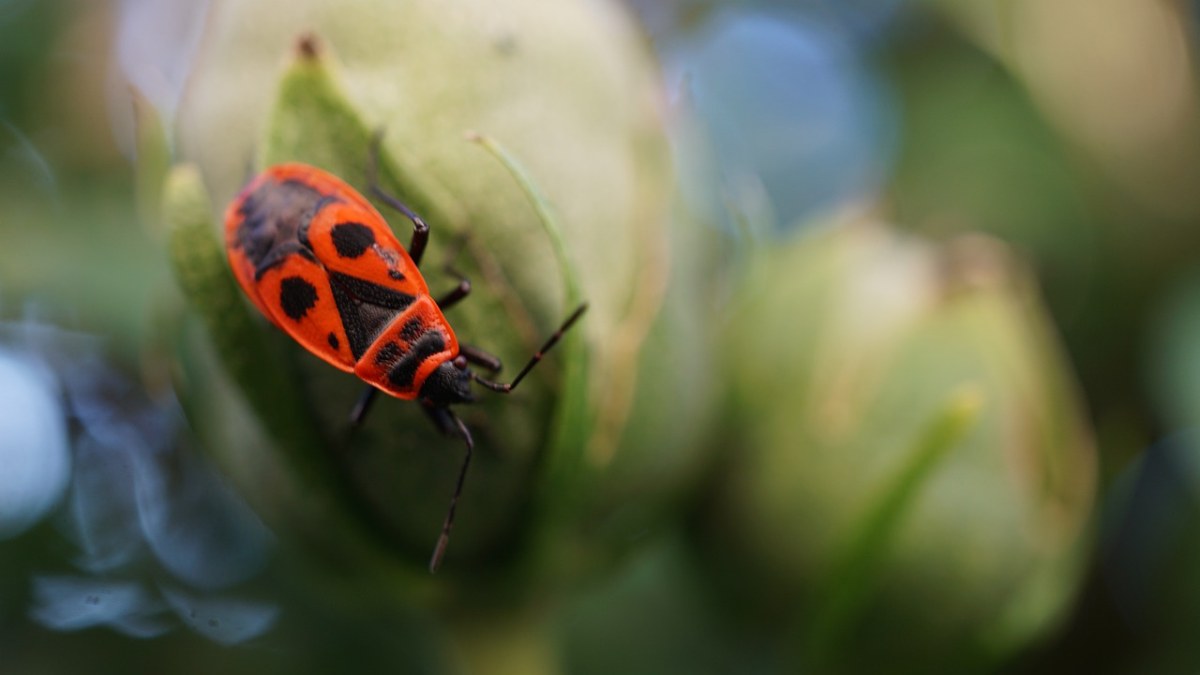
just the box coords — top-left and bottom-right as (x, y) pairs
(222, 148), (586, 572)
(225, 164), (472, 406)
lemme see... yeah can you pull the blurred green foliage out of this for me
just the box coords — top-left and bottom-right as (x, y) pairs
(4, 0), (1200, 674)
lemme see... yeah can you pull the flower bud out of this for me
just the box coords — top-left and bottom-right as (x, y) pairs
(696, 224), (1096, 671)
(150, 0), (677, 590)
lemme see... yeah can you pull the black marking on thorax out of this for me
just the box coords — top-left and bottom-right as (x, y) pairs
(236, 178), (339, 278)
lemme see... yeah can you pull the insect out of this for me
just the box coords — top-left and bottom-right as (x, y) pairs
(224, 135), (587, 572)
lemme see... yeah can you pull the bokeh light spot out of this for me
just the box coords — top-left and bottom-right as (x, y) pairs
(0, 350), (70, 539)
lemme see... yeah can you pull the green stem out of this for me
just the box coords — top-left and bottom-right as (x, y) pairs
(465, 131), (583, 308)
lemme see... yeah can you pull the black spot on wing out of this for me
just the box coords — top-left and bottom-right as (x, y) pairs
(330, 221), (376, 258)
(388, 331), (446, 389)
(327, 332), (340, 350)
(279, 277), (318, 321)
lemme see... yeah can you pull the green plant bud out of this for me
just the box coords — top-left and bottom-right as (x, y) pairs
(131, 88), (170, 234)
(558, 204), (721, 577)
(155, 0), (679, 593)
(697, 224), (1097, 672)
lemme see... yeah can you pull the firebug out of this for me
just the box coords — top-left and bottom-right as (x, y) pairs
(224, 134), (586, 572)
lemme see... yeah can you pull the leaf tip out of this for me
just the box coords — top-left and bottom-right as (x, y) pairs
(295, 31), (323, 61)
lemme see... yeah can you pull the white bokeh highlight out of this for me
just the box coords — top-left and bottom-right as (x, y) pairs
(0, 350), (71, 539)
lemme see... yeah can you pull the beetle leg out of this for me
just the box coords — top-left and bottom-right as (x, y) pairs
(367, 129), (429, 267)
(420, 398), (457, 436)
(428, 406), (473, 573)
(349, 385), (379, 426)
(436, 275), (471, 309)
(433, 257), (500, 371)
(459, 344), (502, 372)
(432, 233), (477, 309)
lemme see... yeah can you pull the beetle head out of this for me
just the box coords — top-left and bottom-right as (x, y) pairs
(419, 355), (475, 406)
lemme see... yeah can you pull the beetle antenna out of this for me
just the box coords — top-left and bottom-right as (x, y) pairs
(429, 408), (474, 573)
(473, 302), (588, 393)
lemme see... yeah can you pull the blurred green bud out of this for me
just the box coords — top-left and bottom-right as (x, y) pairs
(152, 0), (687, 598)
(696, 224), (1096, 672)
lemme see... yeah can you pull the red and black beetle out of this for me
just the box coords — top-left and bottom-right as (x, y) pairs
(224, 135), (586, 571)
